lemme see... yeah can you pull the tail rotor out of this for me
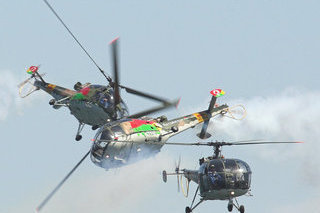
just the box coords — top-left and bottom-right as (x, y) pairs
(18, 66), (45, 98)
(223, 104), (247, 120)
(162, 156), (190, 197)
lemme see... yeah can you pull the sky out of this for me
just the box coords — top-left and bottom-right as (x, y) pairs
(1, 0), (320, 212)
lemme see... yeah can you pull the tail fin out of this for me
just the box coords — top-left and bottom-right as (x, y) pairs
(197, 89), (225, 139)
(26, 65), (46, 83)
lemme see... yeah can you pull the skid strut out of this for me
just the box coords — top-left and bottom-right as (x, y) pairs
(185, 186), (203, 213)
(75, 122), (85, 141)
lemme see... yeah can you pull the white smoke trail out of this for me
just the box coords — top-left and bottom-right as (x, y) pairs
(0, 70), (45, 121)
(213, 88), (320, 141)
(210, 88), (320, 185)
(0, 71), (22, 120)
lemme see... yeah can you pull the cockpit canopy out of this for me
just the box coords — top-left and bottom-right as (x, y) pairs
(199, 158), (252, 193)
(88, 85), (129, 118)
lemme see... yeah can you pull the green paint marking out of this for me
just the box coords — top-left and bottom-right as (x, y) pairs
(133, 124), (160, 135)
(72, 93), (85, 100)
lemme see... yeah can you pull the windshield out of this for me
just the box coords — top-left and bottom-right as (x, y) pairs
(199, 159), (252, 193)
(100, 129), (113, 141)
(97, 90), (115, 110)
(92, 86), (128, 118)
(208, 159), (224, 172)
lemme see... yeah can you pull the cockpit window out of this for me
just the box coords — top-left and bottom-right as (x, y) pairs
(208, 160), (224, 172)
(223, 159), (238, 172)
(100, 129), (113, 141)
(236, 160), (248, 173)
(111, 126), (124, 137)
(90, 85), (107, 89)
(98, 92), (114, 109)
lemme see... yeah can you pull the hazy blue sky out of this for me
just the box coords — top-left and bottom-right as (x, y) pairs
(1, 0), (320, 213)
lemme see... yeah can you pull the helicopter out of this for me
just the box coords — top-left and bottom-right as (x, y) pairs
(36, 88), (245, 212)
(18, 0), (178, 141)
(161, 140), (303, 213)
(89, 88), (246, 170)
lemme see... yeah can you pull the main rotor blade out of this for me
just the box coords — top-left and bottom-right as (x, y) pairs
(119, 85), (171, 104)
(230, 141), (304, 145)
(98, 140), (303, 147)
(42, 0), (111, 82)
(128, 99), (179, 118)
(110, 37), (121, 107)
(36, 150), (90, 212)
(165, 141), (304, 146)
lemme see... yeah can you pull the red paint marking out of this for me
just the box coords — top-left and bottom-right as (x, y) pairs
(109, 36), (120, 44)
(29, 66), (38, 73)
(80, 87), (90, 95)
(210, 89), (222, 96)
(129, 119), (154, 128)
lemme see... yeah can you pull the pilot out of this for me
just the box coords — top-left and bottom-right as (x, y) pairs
(101, 98), (109, 108)
(208, 166), (222, 188)
(98, 93), (112, 109)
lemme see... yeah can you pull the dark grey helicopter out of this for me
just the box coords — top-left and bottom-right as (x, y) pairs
(162, 140), (302, 213)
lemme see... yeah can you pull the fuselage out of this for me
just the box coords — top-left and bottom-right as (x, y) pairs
(34, 80), (128, 126)
(183, 158), (252, 200)
(90, 104), (229, 169)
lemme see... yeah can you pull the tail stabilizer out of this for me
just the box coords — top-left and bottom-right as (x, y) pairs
(197, 89), (225, 139)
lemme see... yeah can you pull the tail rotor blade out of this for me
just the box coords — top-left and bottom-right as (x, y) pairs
(36, 150), (90, 212)
(17, 77), (32, 88)
(175, 156), (181, 193)
(177, 175), (180, 192)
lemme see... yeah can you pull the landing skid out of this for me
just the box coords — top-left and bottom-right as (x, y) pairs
(91, 125), (99, 130)
(185, 186), (203, 213)
(76, 123), (99, 141)
(75, 122), (85, 141)
(185, 187), (245, 213)
(228, 197), (245, 213)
